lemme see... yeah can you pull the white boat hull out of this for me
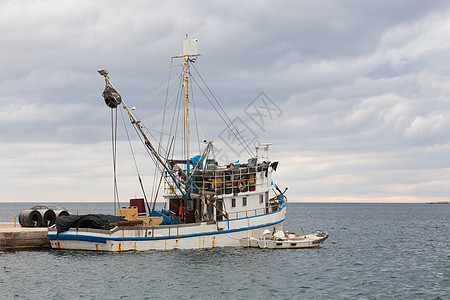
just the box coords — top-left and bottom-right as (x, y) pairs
(48, 204), (286, 251)
(240, 231), (329, 249)
(239, 237), (259, 248)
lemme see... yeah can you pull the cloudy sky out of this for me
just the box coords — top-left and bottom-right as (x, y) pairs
(1, 0), (450, 203)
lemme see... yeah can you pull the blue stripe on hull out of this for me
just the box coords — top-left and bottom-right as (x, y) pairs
(48, 234), (108, 243)
(48, 218), (285, 243)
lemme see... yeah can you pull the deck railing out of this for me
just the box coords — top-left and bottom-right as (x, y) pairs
(118, 203), (282, 238)
(226, 203), (280, 220)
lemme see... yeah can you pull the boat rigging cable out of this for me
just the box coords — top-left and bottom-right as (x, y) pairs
(190, 63), (255, 157)
(152, 57), (180, 210)
(123, 102), (186, 198)
(111, 107), (120, 214)
(108, 63), (183, 79)
(119, 108), (151, 214)
(109, 81), (176, 213)
(134, 72), (183, 109)
(151, 136), (175, 211)
(102, 71), (188, 207)
(128, 118), (184, 198)
(102, 77), (123, 214)
(190, 82), (204, 154)
(105, 54), (256, 214)
(154, 62), (214, 200)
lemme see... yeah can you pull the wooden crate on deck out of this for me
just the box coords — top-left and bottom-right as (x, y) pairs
(139, 217), (163, 226)
(117, 207), (163, 226)
(117, 206), (138, 219)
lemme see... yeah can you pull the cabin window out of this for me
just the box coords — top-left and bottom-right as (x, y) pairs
(259, 194), (263, 204)
(243, 197), (247, 207)
(231, 198), (236, 208)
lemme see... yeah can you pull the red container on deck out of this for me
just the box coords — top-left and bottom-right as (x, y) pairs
(129, 198), (146, 217)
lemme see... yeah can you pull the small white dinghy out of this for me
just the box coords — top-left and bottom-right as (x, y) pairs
(240, 229), (328, 249)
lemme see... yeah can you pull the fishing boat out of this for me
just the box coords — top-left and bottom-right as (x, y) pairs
(240, 230), (329, 249)
(47, 36), (287, 251)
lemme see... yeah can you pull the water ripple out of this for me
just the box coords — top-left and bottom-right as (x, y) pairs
(0, 203), (448, 299)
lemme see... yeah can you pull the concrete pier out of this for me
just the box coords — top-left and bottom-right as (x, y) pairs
(0, 222), (50, 250)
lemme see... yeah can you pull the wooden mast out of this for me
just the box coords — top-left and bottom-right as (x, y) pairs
(181, 34), (199, 161)
(184, 55), (190, 161)
(180, 35), (199, 201)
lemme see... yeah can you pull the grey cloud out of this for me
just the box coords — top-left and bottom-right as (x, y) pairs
(1, 1), (450, 202)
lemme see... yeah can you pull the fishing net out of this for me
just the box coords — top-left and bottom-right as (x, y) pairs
(103, 85), (122, 108)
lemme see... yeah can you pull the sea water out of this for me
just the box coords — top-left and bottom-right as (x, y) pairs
(0, 203), (448, 299)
